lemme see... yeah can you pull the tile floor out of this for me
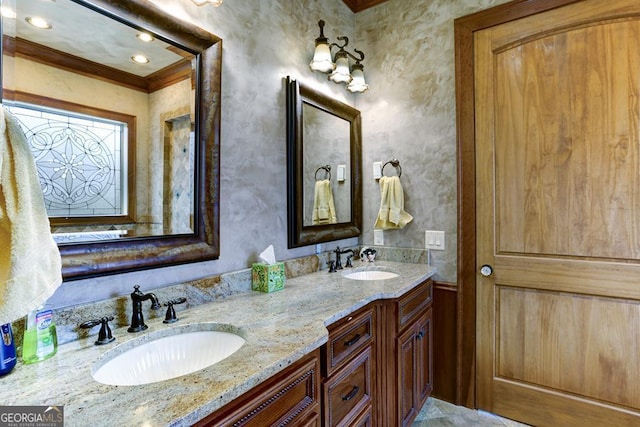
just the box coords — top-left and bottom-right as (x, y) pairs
(412, 398), (530, 426)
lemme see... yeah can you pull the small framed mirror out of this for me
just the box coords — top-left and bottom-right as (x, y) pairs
(286, 77), (362, 248)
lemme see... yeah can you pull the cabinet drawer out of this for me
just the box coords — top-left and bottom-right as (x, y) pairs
(397, 280), (432, 330)
(196, 350), (320, 427)
(350, 405), (372, 427)
(323, 347), (372, 427)
(325, 307), (374, 375)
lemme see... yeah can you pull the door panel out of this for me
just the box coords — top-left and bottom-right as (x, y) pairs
(497, 287), (640, 407)
(475, 0), (640, 424)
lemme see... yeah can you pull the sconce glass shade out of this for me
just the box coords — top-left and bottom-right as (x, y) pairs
(309, 42), (334, 73)
(329, 52), (352, 84)
(347, 63), (369, 93)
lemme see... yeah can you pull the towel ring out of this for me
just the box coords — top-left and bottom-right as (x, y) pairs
(315, 165), (331, 181)
(381, 159), (402, 177)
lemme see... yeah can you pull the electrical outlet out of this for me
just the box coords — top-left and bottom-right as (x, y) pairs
(374, 229), (384, 245)
(425, 230), (445, 250)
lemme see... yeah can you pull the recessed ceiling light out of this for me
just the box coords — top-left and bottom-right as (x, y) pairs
(131, 55), (150, 64)
(0, 6), (16, 19)
(26, 16), (52, 29)
(137, 32), (154, 43)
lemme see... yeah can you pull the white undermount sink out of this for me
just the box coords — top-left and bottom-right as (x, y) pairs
(343, 270), (399, 280)
(92, 328), (245, 386)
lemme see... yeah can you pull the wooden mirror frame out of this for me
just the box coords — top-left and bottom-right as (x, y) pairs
(286, 77), (362, 248)
(12, 0), (222, 279)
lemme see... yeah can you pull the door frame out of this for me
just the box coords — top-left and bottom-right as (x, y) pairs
(453, 0), (583, 408)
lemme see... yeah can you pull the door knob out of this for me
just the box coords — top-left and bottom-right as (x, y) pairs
(480, 264), (493, 277)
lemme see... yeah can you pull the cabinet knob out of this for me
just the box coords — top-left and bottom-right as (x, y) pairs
(416, 330), (425, 340)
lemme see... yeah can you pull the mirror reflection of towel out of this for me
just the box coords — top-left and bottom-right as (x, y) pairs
(374, 176), (413, 230)
(312, 179), (337, 225)
(0, 107), (62, 324)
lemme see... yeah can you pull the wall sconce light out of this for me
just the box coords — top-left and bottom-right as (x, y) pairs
(309, 20), (369, 93)
(191, 0), (223, 6)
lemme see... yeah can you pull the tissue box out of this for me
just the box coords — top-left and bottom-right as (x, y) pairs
(252, 262), (285, 293)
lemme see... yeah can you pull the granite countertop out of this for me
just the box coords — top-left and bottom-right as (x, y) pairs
(1, 261), (435, 427)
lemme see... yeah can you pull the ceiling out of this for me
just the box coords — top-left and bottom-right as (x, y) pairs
(341, 0), (390, 13)
(10, 0), (185, 76)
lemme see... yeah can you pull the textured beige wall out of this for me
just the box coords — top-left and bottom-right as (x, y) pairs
(48, 0), (512, 306)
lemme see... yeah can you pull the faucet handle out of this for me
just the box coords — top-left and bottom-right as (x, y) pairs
(163, 297), (187, 324)
(345, 255), (353, 268)
(327, 260), (336, 273)
(80, 316), (116, 345)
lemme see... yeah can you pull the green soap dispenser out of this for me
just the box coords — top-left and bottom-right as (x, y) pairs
(22, 307), (58, 364)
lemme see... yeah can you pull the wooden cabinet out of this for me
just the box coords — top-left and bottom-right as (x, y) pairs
(322, 306), (376, 427)
(195, 349), (321, 427)
(324, 306), (374, 376)
(373, 279), (433, 427)
(195, 278), (432, 427)
(397, 308), (433, 426)
(321, 280), (433, 427)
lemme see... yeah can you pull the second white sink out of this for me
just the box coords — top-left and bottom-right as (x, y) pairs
(92, 327), (245, 386)
(343, 270), (399, 280)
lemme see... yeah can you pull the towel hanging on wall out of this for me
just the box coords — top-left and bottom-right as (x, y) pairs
(0, 107), (62, 324)
(312, 179), (337, 225)
(374, 175), (413, 230)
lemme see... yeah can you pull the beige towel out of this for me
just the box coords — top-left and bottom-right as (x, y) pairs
(0, 107), (62, 324)
(374, 176), (413, 230)
(312, 179), (337, 225)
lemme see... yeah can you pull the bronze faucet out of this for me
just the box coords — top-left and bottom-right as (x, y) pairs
(334, 247), (355, 270)
(127, 285), (161, 332)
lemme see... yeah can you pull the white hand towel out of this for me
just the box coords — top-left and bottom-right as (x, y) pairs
(0, 107), (62, 324)
(374, 176), (413, 230)
(312, 179), (337, 225)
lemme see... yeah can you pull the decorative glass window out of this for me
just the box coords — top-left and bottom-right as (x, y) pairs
(6, 101), (130, 219)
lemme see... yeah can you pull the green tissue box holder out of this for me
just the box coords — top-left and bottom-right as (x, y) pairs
(252, 262), (285, 293)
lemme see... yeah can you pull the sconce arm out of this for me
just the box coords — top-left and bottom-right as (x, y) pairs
(330, 36), (349, 51)
(346, 49), (365, 63)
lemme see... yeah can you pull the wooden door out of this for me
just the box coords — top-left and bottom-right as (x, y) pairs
(474, 0), (640, 425)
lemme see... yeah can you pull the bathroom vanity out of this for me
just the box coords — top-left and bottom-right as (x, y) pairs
(0, 261), (434, 426)
(198, 278), (432, 426)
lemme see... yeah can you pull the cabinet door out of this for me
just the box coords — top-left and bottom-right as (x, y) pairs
(397, 324), (418, 427)
(415, 308), (433, 408)
(396, 308), (433, 427)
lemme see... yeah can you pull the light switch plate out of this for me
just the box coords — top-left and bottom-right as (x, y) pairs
(373, 161), (382, 179)
(337, 164), (346, 182)
(425, 230), (445, 250)
(374, 229), (384, 245)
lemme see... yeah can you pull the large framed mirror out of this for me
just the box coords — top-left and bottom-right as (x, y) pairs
(286, 77), (362, 248)
(2, 0), (221, 279)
